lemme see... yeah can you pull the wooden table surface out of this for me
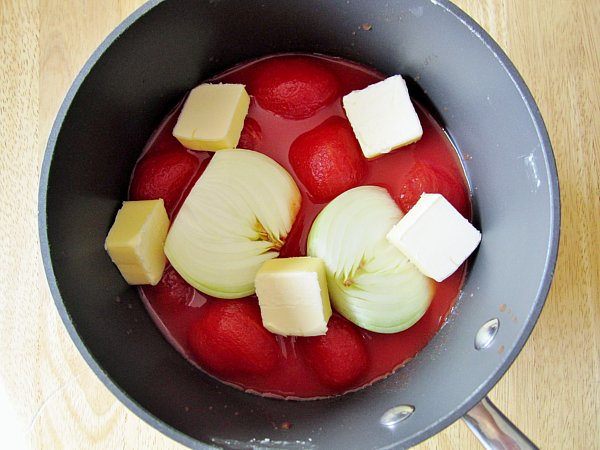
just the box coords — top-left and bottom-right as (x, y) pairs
(1, 0), (598, 448)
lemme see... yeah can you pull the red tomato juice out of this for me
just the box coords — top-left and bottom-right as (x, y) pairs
(132, 54), (469, 399)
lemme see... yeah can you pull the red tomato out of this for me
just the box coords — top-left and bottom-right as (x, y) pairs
(289, 116), (366, 202)
(129, 149), (200, 215)
(397, 161), (468, 216)
(145, 265), (195, 308)
(298, 315), (369, 389)
(238, 117), (262, 150)
(188, 300), (280, 376)
(250, 56), (339, 119)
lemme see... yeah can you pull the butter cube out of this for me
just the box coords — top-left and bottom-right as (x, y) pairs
(342, 75), (423, 159)
(172, 83), (250, 151)
(255, 257), (332, 336)
(104, 199), (170, 285)
(386, 194), (481, 282)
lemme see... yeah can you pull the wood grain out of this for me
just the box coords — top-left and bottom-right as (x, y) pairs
(0, 0), (598, 448)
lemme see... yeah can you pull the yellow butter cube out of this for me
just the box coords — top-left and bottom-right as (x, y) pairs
(172, 83), (250, 151)
(255, 257), (332, 336)
(104, 199), (170, 285)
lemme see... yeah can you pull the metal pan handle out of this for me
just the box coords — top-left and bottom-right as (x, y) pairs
(463, 397), (539, 450)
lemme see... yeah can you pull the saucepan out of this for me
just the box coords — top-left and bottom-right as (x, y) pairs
(39, 0), (559, 448)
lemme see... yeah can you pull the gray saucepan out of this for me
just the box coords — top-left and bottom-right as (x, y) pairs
(39, 0), (559, 448)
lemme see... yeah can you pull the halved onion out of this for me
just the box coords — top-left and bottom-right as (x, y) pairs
(307, 186), (434, 333)
(165, 149), (301, 298)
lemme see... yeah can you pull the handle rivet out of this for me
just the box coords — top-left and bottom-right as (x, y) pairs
(380, 405), (415, 428)
(475, 318), (500, 350)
